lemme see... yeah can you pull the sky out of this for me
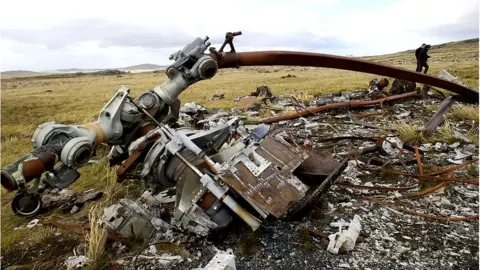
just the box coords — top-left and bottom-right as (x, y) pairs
(0, 0), (478, 71)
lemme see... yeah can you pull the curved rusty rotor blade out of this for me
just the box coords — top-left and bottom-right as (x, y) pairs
(210, 51), (479, 102)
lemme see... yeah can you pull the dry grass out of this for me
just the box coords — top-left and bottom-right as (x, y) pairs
(85, 206), (108, 270)
(446, 104), (479, 123)
(466, 127), (479, 146)
(1, 38), (478, 255)
(394, 122), (425, 144)
(434, 120), (456, 144)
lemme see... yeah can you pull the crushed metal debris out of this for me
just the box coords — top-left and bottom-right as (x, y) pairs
(1, 31), (478, 270)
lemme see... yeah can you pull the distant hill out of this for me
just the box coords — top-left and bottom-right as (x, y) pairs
(362, 38), (479, 65)
(1, 70), (51, 79)
(120, 64), (166, 71)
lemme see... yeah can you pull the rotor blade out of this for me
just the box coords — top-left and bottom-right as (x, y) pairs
(210, 51), (479, 103)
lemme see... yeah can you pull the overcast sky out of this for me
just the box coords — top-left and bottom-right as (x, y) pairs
(0, 0), (478, 71)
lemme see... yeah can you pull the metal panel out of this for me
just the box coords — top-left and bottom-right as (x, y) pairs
(220, 136), (309, 217)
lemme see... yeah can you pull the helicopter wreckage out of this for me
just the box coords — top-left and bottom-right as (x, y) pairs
(1, 32), (479, 243)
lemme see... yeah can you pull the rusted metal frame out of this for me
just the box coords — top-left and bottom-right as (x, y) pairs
(285, 156), (349, 218)
(209, 31), (242, 59)
(259, 91), (420, 124)
(116, 135), (160, 182)
(358, 196), (478, 221)
(211, 51), (479, 102)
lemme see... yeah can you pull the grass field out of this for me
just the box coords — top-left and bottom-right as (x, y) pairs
(1, 38), (478, 266)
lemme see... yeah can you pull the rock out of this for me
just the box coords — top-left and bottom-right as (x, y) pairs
(390, 79), (416, 95)
(207, 93), (225, 101)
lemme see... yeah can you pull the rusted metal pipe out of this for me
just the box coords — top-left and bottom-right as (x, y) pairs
(401, 171), (453, 199)
(335, 183), (416, 191)
(259, 91), (419, 124)
(389, 171), (478, 185)
(210, 51), (479, 102)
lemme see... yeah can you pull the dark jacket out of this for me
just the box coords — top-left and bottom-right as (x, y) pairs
(419, 48), (430, 62)
(415, 47), (422, 60)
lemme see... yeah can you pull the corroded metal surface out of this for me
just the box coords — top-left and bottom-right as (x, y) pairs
(286, 156), (349, 218)
(210, 51), (479, 102)
(293, 148), (341, 184)
(221, 136), (310, 217)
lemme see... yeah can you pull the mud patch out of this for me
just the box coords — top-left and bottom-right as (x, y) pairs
(1, 235), (81, 269)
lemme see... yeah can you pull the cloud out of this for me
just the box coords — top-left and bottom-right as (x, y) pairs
(0, 0), (478, 71)
(1, 17), (350, 52)
(0, 18), (196, 50)
(419, 8), (479, 40)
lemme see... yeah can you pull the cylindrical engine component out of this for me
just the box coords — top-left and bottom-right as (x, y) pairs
(120, 100), (143, 123)
(11, 192), (42, 217)
(138, 91), (159, 110)
(164, 150), (234, 229)
(197, 56), (218, 80)
(60, 137), (93, 168)
(163, 149), (199, 187)
(1, 136), (68, 192)
(153, 74), (189, 105)
(154, 55), (218, 105)
(199, 192), (233, 229)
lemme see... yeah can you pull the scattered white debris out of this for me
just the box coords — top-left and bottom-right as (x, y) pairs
(327, 215), (362, 254)
(26, 219), (41, 229)
(141, 189), (176, 205)
(448, 142), (460, 149)
(65, 255), (88, 269)
(193, 249), (236, 270)
(434, 142), (447, 151)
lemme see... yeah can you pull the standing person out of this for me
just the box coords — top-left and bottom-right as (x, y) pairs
(418, 44), (431, 74)
(415, 43), (426, 72)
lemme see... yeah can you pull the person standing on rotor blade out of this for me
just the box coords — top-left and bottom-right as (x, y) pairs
(417, 44), (431, 74)
(415, 43), (426, 72)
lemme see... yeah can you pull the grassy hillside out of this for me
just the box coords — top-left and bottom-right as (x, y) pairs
(1, 70), (52, 79)
(0, 37), (478, 257)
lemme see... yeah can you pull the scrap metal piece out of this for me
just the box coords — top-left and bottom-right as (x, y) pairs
(423, 96), (455, 136)
(285, 156), (349, 218)
(293, 148), (341, 183)
(378, 136), (404, 156)
(220, 135), (309, 217)
(102, 198), (171, 242)
(347, 111), (379, 129)
(193, 250), (236, 270)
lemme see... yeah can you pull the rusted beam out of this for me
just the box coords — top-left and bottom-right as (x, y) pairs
(259, 91), (419, 124)
(210, 51), (479, 102)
